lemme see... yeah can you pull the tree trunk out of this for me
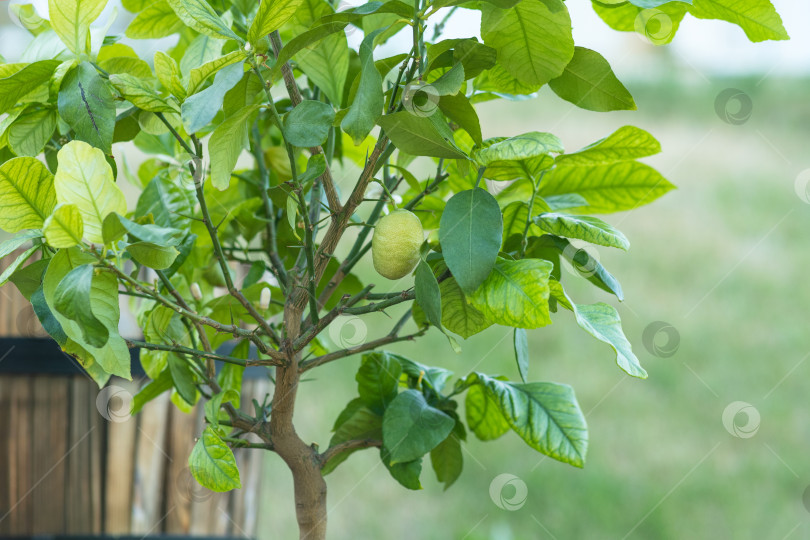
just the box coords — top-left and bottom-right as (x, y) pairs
(272, 299), (328, 539)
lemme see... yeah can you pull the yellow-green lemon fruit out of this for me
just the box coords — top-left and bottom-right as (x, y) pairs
(372, 209), (424, 280)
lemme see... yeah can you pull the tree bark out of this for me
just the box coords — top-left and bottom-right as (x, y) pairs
(273, 297), (328, 539)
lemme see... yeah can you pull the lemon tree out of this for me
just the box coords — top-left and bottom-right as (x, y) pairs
(0, 0), (787, 538)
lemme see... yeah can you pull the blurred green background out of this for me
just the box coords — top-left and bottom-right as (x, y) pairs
(258, 74), (810, 539)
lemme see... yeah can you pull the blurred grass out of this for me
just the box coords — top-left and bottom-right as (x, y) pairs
(258, 76), (810, 539)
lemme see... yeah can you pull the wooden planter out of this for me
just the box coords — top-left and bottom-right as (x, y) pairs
(0, 253), (268, 537)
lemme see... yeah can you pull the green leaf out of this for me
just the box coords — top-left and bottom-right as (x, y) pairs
(429, 63), (465, 96)
(208, 104), (260, 190)
(513, 328), (529, 383)
(128, 241), (179, 269)
(341, 30), (383, 144)
(109, 73), (180, 113)
(550, 281), (646, 378)
(592, 1), (687, 45)
(534, 213), (630, 250)
(189, 426), (242, 492)
(473, 132), (562, 181)
(166, 0), (240, 41)
(323, 405), (382, 475)
(465, 382), (510, 441)
(125, 1), (184, 39)
(43, 203), (84, 248)
(628, 0), (692, 6)
(54, 141), (127, 243)
(0, 246), (39, 288)
(187, 51), (246, 95)
(480, 0), (574, 86)
(53, 264), (108, 348)
(58, 62), (116, 153)
(688, 0), (789, 42)
(547, 236), (623, 300)
(555, 125), (660, 167)
(356, 352), (402, 415)
(381, 447), (423, 490)
(377, 112), (467, 159)
(47, 0), (107, 55)
(154, 51), (186, 99)
(182, 61), (244, 134)
(470, 372), (588, 467)
(248, 0), (305, 44)
(394, 354), (454, 393)
(438, 93), (482, 145)
(8, 107), (57, 157)
(295, 33), (349, 107)
(0, 230), (42, 260)
(180, 34), (225, 75)
(430, 430), (463, 490)
(0, 157), (57, 232)
(468, 258), (553, 329)
(439, 188), (502, 293)
(538, 161), (675, 214)
(414, 260), (443, 330)
(548, 47), (636, 112)
(135, 174), (195, 229)
(168, 353), (197, 404)
(382, 389), (454, 465)
(131, 369), (173, 414)
(105, 213), (184, 246)
(284, 101), (335, 148)
(438, 277), (492, 339)
(0, 60), (60, 115)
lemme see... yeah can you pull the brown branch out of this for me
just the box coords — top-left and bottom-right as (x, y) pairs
(297, 329), (425, 372)
(319, 439), (382, 468)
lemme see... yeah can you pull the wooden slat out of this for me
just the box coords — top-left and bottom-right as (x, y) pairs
(8, 378), (33, 534)
(163, 404), (198, 534)
(103, 379), (140, 533)
(31, 377), (68, 533)
(130, 391), (170, 534)
(0, 377), (13, 535)
(66, 377), (94, 533)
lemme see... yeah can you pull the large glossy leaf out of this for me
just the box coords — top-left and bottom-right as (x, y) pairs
(555, 125), (660, 167)
(54, 141), (127, 243)
(43, 203), (84, 248)
(688, 0), (788, 42)
(356, 352), (402, 415)
(126, 1), (184, 39)
(208, 105), (260, 190)
(548, 47), (635, 112)
(284, 101), (335, 148)
(534, 213), (630, 250)
(48, 0), (107, 55)
(53, 264), (108, 347)
(439, 188), (502, 293)
(465, 382), (510, 441)
(248, 0), (305, 44)
(166, 0), (240, 41)
(550, 281), (646, 378)
(377, 112), (467, 159)
(438, 276), (492, 338)
(539, 161), (675, 214)
(341, 31), (383, 144)
(480, 0), (574, 86)
(382, 390), (454, 465)
(43, 248), (130, 382)
(0, 60), (60, 115)
(438, 93), (482, 145)
(430, 428), (463, 490)
(470, 372), (588, 467)
(189, 426), (242, 492)
(468, 258), (553, 329)
(127, 242), (179, 269)
(473, 133), (561, 181)
(135, 175), (195, 229)
(182, 61), (244, 134)
(8, 108), (57, 157)
(58, 62), (116, 153)
(0, 157), (57, 232)
(295, 33), (349, 107)
(109, 74), (179, 113)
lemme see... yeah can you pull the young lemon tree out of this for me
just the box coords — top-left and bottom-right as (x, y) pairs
(0, 0), (786, 537)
